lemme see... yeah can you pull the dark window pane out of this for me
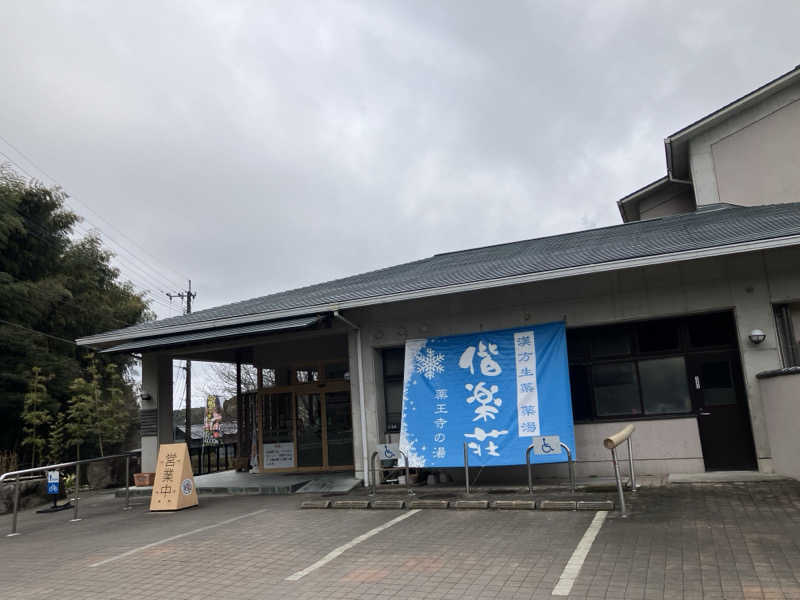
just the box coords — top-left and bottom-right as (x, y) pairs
(592, 362), (641, 417)
(382, 348), (405, 378)
(325, 362), (348, 380)
(637, 319), (681, 353)
(384, 380), (403, 432)
(639, 357), (691, 415)
(700, 361), (736, 406)
(568, 365), (592, 421)
(567, 330), (590, 361)
(591, 328), (632, 358)
(687, 312), (736, 348)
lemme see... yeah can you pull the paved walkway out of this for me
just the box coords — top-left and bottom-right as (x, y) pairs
(2, 480), (800, 599)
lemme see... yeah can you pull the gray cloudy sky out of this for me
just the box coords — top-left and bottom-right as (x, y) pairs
(2, 1), (800, 405)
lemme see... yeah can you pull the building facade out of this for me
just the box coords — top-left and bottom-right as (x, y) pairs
(79, 66), (800, 483)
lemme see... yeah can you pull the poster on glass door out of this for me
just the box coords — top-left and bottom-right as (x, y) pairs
(399, 321), (574, 468)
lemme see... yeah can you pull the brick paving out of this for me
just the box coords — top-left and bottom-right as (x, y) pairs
(1, 481), (800, 599)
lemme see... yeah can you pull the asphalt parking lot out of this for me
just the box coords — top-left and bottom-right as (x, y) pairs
(3, 480), (800, 599)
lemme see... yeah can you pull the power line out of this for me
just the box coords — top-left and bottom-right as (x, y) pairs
(0, 195), (175, 315)
(0, 137), (188, 289)
(0, 318), (78, 346)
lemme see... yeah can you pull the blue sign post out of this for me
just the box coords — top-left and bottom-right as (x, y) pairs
(399, 322), (574, 468)
(47, 470), (60, 495)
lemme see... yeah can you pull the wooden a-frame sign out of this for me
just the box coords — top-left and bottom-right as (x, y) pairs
(150, 442), (198, 511)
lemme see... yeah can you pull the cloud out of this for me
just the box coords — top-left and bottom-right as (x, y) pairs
(1, 0), (799, 315)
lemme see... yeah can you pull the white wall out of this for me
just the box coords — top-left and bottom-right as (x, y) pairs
(348, 248), (800, 479)
(711, 98), (800, 208)
(760, 372), (800, 479)
(689, 81), (800, 207)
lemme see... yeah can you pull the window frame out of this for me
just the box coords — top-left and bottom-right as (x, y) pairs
(568, 312), (737, 424)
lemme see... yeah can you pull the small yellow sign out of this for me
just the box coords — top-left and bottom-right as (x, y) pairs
(149, 443), (198, 511)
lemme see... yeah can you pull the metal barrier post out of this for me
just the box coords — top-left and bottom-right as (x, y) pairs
(526, 444), (535, 495)
(369, 451), (378, 496)
(124, 455), (132, 511)
(8, 478), (20, 537)
(610, 447), (626, 516)
(398, 451), (413, 496)
(71, 457), (81, 522)
(463, 442), (470, 495)
(626, 437), (637, 492)
(559, 442), (576, 495)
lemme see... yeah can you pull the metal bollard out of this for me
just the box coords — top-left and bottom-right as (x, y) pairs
(399, 451), (414, 496)
(368, 451), (378, 495)
(8, 478), (20, 536)
(610, 447), (627, 516)
(526, 444), (535, 495)
(124, 455), (132, 510)
(560, 442), (576, 495)
(463, 442), (470, 495)
(626, 437), (637, 492)
(71, 462), (81, 522)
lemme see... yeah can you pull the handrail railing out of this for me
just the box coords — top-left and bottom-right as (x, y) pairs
(603, 425), (636, 515)
(526, 442), (575, 497)
(1, 450), (140, 536)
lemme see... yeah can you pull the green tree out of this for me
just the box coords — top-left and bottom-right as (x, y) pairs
(67, 355), (136, 457)
(47, 411), (67, 465)
(21, 366), (54, 466)
(0, 165), (152, 457)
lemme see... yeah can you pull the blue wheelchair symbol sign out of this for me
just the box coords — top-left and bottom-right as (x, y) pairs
(532, 435), (562, 456)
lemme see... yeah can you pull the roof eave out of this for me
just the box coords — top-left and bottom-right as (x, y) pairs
(77, 232), (800, 349)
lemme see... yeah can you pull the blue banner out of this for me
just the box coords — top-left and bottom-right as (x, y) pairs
(399, 322), (574, 467)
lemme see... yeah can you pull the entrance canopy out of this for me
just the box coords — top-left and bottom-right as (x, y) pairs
(100, 316), (322, 354)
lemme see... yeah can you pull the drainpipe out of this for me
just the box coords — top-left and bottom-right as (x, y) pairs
(333, 311), (370, 487)
(664, 138), (694, 185)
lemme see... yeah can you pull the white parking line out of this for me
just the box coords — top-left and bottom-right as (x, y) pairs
(89, 508), (270, 568)
(285, 509), (421, 581)
(551, 511), (607, 596)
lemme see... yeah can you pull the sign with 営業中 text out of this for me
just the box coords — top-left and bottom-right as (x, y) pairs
(149, 443), (198, 511)
(399, 322), (574, 467)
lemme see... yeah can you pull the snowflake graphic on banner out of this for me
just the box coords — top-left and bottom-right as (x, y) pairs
(415, 347), (445, 380)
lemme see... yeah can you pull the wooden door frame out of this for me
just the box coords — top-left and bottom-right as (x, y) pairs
(255, 380), (353, 473)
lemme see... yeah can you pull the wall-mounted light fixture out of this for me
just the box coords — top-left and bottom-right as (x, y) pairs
(749, 329), (766, 344)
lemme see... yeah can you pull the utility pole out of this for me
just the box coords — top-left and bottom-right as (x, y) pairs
(167, 280), (196, 445)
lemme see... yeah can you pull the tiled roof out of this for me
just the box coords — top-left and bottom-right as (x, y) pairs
(82, 202), (800, 344)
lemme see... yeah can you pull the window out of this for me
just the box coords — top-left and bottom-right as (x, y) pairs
(592, 363), (641, 417)
(382, 348), (405, 433)
(567, 311), (737, 422)
(774, 303), (800, 367)
(636, 319), (681, 353)
(687, 312), (736, 348)
(639, 357), (690, 415)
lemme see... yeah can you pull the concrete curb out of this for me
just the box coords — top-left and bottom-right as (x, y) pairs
(332, 500), (371, 509)
(408, 499), (450, 509)
(537, 500), (577, 510)
(492, 500), (536, 510)
(452, 500), (489, 509)
(301, 500), (331, 509)
(370, 499), (406, 509)
(576, 500), (614, 511)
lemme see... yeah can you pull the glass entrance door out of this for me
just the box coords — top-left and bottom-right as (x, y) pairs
(325, 391), (354, 467)
(295, 393), (323, 467)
